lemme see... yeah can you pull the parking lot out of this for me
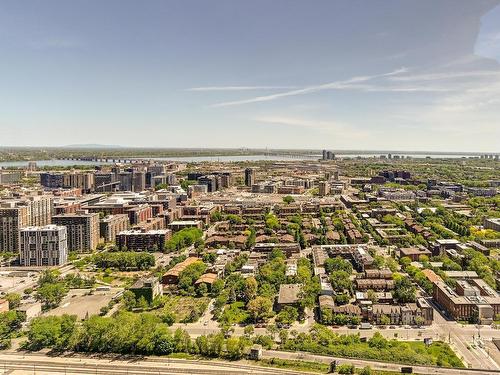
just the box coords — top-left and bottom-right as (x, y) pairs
(44, 288), (122, 320)
(0, 270), (38, 295)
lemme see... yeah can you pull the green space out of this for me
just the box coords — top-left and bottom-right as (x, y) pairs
(281, 326), (464, 368)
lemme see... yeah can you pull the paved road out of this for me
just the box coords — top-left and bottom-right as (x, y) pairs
(172, 296), (500, 371)
(426, 297), (500, 370)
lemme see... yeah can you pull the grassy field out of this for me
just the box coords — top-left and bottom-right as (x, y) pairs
(220, 301), (250, 325)
(159, 295), (210, 323)
(257, 358), (423, 375)
(282, 327), (464, 368)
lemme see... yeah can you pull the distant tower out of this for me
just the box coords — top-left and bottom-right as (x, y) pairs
(318, 181), (330, 197)
(244, 168), (256, 187)
(27, 161), (37, 171)
(322, 150), (328, 160)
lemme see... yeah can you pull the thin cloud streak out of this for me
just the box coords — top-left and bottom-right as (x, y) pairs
(186, 86), (299, 92)
(209, 68), (408, 107)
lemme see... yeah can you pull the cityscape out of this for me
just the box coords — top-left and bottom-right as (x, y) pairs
(1, 1), (500, 375)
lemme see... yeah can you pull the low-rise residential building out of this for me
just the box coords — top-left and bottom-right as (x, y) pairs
(162, 257), (200, 285)
(399, 247), (432, 261)
(433, 281), (500, 324)
(116, 229), (172, 251)
(276, 284), (301, 311)
(129, 277), (162, 302)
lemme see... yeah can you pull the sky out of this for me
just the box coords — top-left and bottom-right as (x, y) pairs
(1, 0), (500, 152)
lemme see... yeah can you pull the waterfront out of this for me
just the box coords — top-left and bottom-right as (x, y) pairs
(0, 152), (492, 168)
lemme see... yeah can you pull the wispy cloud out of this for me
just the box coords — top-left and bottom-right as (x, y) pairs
(186, 86), (299, 92)
(30, 37), (82, 50)
(254, 116), (371, 139)
(389, 70), (500, 82)
(209, 68), (409, 107)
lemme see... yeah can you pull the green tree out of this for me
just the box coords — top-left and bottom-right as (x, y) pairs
(247, 296), (273, 322)
(380, 314), (391, 325)
(244, 277), (258, 302)
(36, 283), (67, 309)
(393, 277), (416, 303)
(122, 290), (137, 310)
(4, 293), (21, 309)
(275, 306), (299, 325)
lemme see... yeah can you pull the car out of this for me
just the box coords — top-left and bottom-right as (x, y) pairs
(203, 321), (208, 326)
(389, 325), (396, 329)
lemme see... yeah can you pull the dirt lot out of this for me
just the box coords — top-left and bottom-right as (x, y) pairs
(44, 288), (122, 320)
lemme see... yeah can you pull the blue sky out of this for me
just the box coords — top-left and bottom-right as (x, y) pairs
(1, 0), (499, 151)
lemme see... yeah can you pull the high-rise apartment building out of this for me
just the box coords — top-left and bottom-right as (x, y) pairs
(245, 168), (256, 187)
(132, 171), (146, 192)
(63, 172), (95, 193)
(41, 172), (94, 193)
(95, 172), (117, 192)
(52, 211), (100, 252)
(0, 203), (29, 252)
(100, 214), (130, 243)
(19, 225), (68, 266)
(25, 195), (52, 226)
(0, 194), (52, 253)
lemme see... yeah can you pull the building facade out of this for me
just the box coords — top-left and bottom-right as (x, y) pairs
(19, 225), (68, 266)
(52, 211), (100, 252)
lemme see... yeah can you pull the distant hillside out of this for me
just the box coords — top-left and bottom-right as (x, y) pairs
(63, 144), (124, 149)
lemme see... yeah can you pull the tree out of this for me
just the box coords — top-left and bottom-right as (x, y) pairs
(368, 331), (388, 349)
(122, 290), (137, 310)
(334, 293), (350, 305)
(275, 306), (299, 325)
(136, 296), (149, 309)
(178, 261), (207, 294)
(266, 323), (278, 340)
(243, 324), (254, 337)
(359, 366), (372, 375)
(211, 279), (224, 296)
(278, 329), (289, 343)
(393, 277), (416, 303)
(415, 316), (425, 327)
(244, 277), (258, 302)
(4, 293), (21, 309)
(225, 337), (245, 359)
(373, 255), (385, 269)
(36, 283), (67, 309)
(282, 195), (295, 204)
(265, 214), (280, 231)
(329, 271), (352, 292)
(196, 282), (208, 297)
(324, 257), (353, 274)
(247, 297), (273, 322)
(366, 289), (378, 303)
(380, 314), (391, 325)
(337, 364), (355, 374)
(399, 256), (412, 269)
(26, 314), (77, 351)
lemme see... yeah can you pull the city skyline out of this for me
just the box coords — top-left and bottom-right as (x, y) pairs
(1, 0), (500, 151)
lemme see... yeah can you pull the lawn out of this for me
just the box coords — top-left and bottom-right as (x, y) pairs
(282, 326), (464, 368)
(257, 358), (424, 375)
(159, 295), (210, 323)
(219, 301), (250, 325)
